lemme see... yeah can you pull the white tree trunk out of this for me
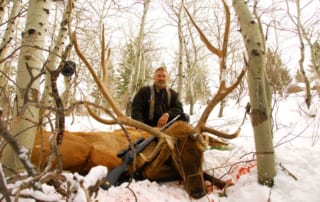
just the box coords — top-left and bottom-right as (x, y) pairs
(176, 0), (184, 99)
(0, 0), (22, 63)
(40, 1), (73, 118)
(126, 0), (150, 115)
(62, 76), (72, 108)
(0, 0), (23, 108)
(287, 0), (312, 107)
(2, 0), (52, 175)
(0, 0), (8, 24)
(233, 0), (276, 186)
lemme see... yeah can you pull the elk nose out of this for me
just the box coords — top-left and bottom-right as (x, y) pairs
(191, 191), (206, 199)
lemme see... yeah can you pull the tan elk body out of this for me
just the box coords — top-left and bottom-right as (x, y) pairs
(32, 121), (210, 198)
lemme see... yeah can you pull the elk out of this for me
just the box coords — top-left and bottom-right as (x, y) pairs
(32, 121), (211, 198)
(32, 1), (246, 199)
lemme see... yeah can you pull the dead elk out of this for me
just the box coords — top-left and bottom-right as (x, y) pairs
(31, 121), (229, 199)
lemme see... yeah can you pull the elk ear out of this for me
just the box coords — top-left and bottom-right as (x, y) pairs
(190, 133), (205, 146)
(198, 134), (205, 146)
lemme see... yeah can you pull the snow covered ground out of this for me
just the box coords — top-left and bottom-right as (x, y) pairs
(5, 92), (320, 202)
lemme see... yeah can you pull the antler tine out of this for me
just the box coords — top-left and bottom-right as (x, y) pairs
(197, 68), (246, 126)
(220, 0), (231, 84)
(196, 67), (246, 138)
(72, 32), (123, 117)
(221, 0), (230, 59)
(72, 32), (175, 150)
(202, 126), (240, 139)
(184, 7), (222, 57)
(186, 1), (246, 138)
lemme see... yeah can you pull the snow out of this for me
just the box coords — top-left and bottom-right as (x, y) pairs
(3, 92), (320, 202)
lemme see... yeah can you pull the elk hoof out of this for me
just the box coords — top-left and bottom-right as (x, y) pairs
(191, 191), (206, 199)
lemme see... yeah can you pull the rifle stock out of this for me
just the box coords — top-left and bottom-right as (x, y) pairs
(100, 135), (156, 189)
(100, 158), (128, 189)
(100, 114), (181, 190)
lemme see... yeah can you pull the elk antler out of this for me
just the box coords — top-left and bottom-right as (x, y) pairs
(71, 31), (175, 150)
(185, 0), (246, 138)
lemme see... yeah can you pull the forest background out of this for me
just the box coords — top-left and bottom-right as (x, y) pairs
(0, 0), (319, 201)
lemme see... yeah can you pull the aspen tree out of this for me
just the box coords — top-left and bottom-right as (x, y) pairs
(126, 0), (150, 115)
(40, 1), (74, 118)
(0, 0), (23, 111)
(286, 0), (312, 108)
(233, 0), (276, 186)
(0, 0), (8, 24)
(2, 0), (52, 175)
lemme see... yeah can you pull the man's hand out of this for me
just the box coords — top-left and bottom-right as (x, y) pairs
(157, 113), (169, 127)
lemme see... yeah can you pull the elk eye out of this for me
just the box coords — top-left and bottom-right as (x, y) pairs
(190, 133), (198, 140)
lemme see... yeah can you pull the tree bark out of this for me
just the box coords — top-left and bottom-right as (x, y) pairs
(233, 0), (276, 186)
(0, 0), (8, 25)
(286, 0), (312, 107)
(176, 0), (184, 99)
(126, 0), (150, 116)
(0, 0), (23, 111)
(1, 0), (52, 175)
(40, 0), (73, 118)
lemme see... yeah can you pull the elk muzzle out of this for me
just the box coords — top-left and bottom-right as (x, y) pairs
(185, 170), (207, 199)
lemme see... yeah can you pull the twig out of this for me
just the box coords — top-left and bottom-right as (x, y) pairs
(0, 122), (36, 177)
(23, 62), (44, 105)
(205, 158), (256, 180)
(49, 41), (73, 145)
(267, 186), (272, 202)
(0, 164), (11, 202)
(126, 184), (138, 202)
(279, 163), (298, 181)
(79, 180), (90, 202)
(274, 120), (315, 148)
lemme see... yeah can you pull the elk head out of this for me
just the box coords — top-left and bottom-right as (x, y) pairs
(165, 121), (206, 198)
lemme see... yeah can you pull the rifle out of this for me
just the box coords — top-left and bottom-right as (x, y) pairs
(100, 114), (181, 190)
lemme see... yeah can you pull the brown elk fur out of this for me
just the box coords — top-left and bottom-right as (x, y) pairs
(31, 121), (212, 198)
(32, 130), (93, 173)
(32, 127), (152, 174)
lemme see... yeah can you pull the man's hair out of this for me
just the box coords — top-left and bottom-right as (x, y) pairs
(154, 67), (167, 74)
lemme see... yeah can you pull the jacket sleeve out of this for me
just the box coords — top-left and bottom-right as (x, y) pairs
(167, 89), (184, 119)
(131, 87), (148, 123)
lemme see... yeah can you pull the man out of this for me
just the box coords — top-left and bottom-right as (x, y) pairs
(131, 67), (188, 127)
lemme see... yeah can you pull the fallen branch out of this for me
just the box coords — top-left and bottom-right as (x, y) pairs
(279, 163), (298, 181)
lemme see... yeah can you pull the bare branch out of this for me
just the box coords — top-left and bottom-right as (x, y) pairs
(0, 122), (36, 177)
(0, 164), (11, 202)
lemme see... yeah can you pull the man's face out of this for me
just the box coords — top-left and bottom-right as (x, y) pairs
(154, 70), (168, 90)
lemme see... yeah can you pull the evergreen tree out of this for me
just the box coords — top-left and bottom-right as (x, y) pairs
(266, 48), (292, 95)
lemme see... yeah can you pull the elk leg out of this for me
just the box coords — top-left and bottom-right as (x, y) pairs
(203, 172), (233, 189)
